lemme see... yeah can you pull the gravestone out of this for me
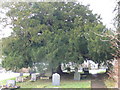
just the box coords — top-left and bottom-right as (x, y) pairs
(74, 68), (81, 80)
(30, 73), (36, 81)
(6, 80), (16, 87)
(20, 73), (23, 76)
(52, 73), (60, 86)
(16, 76), (24, 82)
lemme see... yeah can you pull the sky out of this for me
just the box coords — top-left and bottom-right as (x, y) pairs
(0, 0), (117, 38)
(78, 0), (117, 30)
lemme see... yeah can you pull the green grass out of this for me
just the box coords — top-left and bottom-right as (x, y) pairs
(1, 78), (91, 88)
(97, 70), (106, 74)
(0, 77), (16, 85)
(46, 80), (91, 88)
(0, 75), (28, 85)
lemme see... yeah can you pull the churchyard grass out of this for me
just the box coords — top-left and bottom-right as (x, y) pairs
(46, 80), (91, 88)
(0, 77), (15, 85)
(0, 75), (28, 85)
(1, 78), (91, 88)
(97, 70), (106, 74)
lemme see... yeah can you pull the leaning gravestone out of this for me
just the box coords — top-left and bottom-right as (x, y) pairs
(6, 80), (16, 87)
(74, 68), (81, 80)
(30, 73), (36, 81)
(52, 73), (60, 86)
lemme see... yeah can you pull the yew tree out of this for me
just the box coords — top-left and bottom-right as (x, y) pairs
(1, 2), (114, 72)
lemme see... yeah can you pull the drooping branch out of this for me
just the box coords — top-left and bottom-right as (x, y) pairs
(92, 31), (120, 58)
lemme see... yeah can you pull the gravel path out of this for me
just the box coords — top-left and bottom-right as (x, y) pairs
(91, 79), (107, 88)
(91, 74), (107, 88)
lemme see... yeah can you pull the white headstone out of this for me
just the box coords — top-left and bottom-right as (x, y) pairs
(6, 80), (16, 87)
(74, 68), (81, 80)
(52, 73), (60, 86)
(74, 72), (80, 80)
(20, 73), (23, 76)
(31, 73), (36, 81)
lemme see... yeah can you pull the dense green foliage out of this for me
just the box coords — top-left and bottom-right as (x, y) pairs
(2, 2), (114, 71)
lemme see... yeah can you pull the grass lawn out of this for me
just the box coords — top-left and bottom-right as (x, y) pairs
(1, 78), (91, 88)
(0, 75), (28, 85)
(46, 80), (91, 88)
(97, 70), (106, 74)
(0, 77), (16, 85)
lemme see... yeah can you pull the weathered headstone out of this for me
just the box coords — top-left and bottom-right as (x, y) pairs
(6, 80), (16, 87)
(16, 76), (24, 82)
(20, 73), (23, 76)
(30, 73), (36, 81)
(74, 68), (81, 80)
(52, 73), (60, 86)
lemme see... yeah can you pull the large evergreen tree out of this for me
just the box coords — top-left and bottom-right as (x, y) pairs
(1, 2), (114, 72)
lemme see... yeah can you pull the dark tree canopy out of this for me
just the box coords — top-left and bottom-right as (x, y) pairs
(1, 2), (115, 72)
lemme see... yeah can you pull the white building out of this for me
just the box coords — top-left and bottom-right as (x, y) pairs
(82, 60), (98, 70)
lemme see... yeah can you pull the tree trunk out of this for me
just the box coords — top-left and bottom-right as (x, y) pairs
(98, 63), (101, 69)
(118, 58), (120, 88)
(56, 64), (63, 75)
